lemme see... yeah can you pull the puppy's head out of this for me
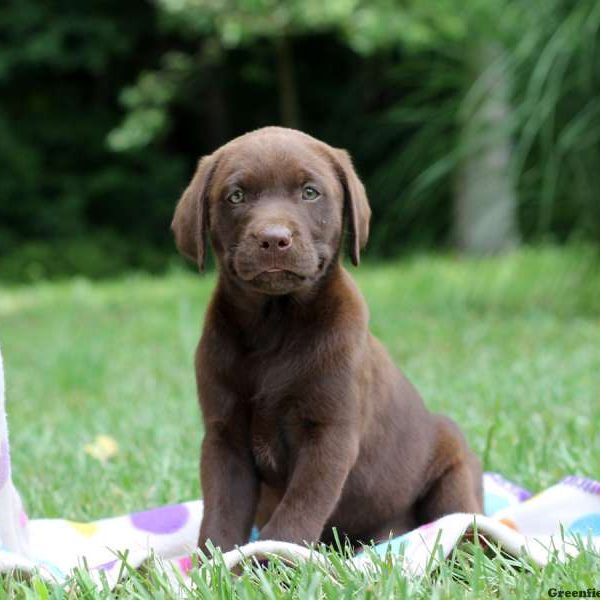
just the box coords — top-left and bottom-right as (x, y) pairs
(171, 127), (370, 295)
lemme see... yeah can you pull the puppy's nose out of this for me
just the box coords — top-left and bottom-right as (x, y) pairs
(258, 225), (293, 251)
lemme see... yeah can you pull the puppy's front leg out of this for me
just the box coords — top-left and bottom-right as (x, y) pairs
(258, 421), (359, 545)
(198, 404), (259, 554)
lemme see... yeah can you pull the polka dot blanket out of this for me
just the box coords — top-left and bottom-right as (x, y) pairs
(1, 347), (599, 588)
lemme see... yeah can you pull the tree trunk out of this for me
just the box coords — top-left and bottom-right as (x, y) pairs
(201, 38), (231, 147)
(454, 43), (520, 254)
(275, 36), (300, 129)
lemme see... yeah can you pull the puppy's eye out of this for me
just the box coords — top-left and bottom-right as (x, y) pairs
(302, 186), (320, 202)
(228, 189), (245, 204)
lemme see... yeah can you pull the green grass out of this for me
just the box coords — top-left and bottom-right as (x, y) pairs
(1, 245), (599, 597)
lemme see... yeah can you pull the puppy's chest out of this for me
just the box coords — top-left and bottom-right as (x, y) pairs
(250, 403), (300, 486)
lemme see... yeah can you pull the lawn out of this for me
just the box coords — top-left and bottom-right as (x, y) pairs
(1, 246), (599, 597)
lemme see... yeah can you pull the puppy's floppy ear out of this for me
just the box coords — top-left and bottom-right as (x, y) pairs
(333, 149), (371, 266)
(171, 155), (216, 271)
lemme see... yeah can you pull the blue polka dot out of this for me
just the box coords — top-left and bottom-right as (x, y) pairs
(484, 493), (510, 516)
(249, 527), (260, 542)
(371, 532), (411, 557)
(568, 514), (600, 536)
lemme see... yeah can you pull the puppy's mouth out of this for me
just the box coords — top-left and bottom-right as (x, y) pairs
(230, 259), (324, 295)
(255, 256), (325, 278)
(252, 255), (327, 281)
(252, 268), (306, 284)
(228, 237), (330, 295)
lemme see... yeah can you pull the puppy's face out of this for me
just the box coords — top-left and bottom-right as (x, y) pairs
(210, 134), (344, 295)
(171, 127), (371, 296)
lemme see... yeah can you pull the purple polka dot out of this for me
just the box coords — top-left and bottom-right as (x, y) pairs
(0, 439), (10, 489)
(130, 504), (189, 534)
(95, 559), (118, 571)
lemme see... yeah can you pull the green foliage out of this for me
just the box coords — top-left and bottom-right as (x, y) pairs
(509, 0), (600, 240)
(0, 0), (189, 275)
(158, 0), (360, 44)
(0, 234), (174, 283)
(107, 52), (194, 152)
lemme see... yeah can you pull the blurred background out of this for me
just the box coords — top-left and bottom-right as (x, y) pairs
(1, 0), (599, 281)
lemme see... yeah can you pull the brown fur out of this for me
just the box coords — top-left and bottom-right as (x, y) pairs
(171, 126), (482, 552)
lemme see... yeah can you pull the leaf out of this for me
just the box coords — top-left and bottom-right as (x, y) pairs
(84, 434), (119, 463)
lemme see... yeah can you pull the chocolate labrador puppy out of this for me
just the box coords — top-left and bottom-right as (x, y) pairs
(172, 126), (482, 553)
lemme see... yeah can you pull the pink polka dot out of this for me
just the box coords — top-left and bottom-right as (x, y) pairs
(178, 556), (193, 574)
(19, 511), (28, 528)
